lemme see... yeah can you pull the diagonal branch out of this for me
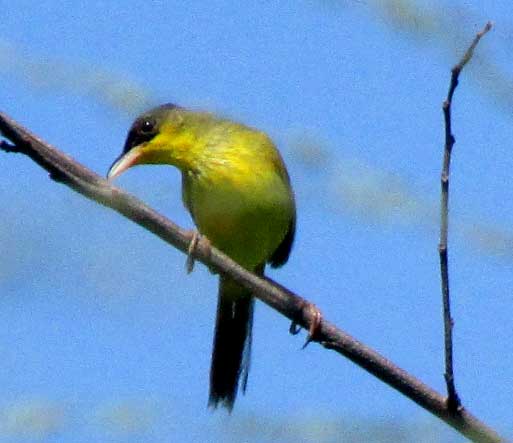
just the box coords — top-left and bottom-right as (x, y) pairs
(439, 21), (493, 412)
(0, 109), (505, 442)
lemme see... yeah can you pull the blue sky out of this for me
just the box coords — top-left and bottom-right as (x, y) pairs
(1, 1), (512, 441)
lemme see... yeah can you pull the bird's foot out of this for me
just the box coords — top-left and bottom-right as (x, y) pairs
(185, 230), (211, 274)
(289, 301), (322, 348)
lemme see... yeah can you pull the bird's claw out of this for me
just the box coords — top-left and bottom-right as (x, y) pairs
(186, 231), (200, 274)
(289, 302), (322, 348)
(289, 321), (301, 335)
(302, 304), (322, 348)
(186, 231), (212, 274)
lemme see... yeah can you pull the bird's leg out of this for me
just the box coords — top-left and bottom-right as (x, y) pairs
(302, 303), (322, 348)
(185, 230), (212, 274)
(186, 230), (200, 274)
(289, 301), (323, 348)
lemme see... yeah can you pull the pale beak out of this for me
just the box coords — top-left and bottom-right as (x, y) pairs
(107, 148), (141, 180)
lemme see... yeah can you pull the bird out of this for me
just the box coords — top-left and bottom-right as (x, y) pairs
(107, 103), (296, 411)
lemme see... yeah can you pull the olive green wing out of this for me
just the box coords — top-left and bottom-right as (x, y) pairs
(268, 213), (296, 268)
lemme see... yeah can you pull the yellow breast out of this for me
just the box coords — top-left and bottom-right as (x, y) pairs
(182, 126), (294, 270)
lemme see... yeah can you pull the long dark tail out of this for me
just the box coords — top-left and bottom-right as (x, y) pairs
(208, 274), (256, 411)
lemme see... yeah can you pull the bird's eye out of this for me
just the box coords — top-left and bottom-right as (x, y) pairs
(140, 118), (155, 134)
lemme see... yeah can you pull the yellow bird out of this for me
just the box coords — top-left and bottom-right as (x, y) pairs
(107, 104), (296, 410)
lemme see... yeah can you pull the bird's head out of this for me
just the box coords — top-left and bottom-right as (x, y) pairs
(107, 103), (196, 179)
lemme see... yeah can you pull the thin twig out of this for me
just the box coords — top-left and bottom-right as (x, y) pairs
(0, 111), (505, 442)
(439, 21), (493, 412)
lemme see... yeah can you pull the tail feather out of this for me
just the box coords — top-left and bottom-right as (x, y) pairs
(208, 276), (255, 411)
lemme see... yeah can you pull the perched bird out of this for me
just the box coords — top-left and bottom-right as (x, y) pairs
(107, 104), (296, 411)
